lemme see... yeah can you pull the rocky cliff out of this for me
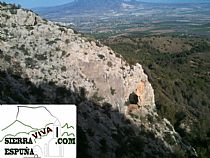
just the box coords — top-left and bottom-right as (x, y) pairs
(0, 3), (197, 158)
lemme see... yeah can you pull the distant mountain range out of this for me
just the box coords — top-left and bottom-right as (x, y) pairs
(34, 0), (139, 14)
(68, 0), (137, 10)
(33, 0), (210, 15)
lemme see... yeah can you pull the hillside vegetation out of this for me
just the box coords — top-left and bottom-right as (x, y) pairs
(0, 3), (198, 157)
(102, 35), (210, 157)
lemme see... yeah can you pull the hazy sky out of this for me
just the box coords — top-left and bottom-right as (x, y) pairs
(1, 0), (209, 8)
(1, 0), (74, 8)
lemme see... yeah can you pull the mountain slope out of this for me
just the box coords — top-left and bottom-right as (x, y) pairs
(102, 35), (210, 158)
(0, 3), (197, 157)
(34, 0), (139, 15)
(0, 2), (154, 110)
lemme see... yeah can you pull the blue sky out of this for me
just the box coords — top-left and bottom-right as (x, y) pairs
(1, 0), (209, 8)
(139, 0), (210, 3)
(1, 0), (73, 8)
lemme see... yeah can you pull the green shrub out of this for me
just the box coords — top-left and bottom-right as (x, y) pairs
(9, 8), (17, 14)
(0, 49), (3, 58)
(61, 66), (67, 72)
(110, 87), (115, 95)
(0, 2), (7, 6)
(65, 39), (70, 44)
(97, 54), (105, 60)
(47, 40), (57, 45)
(61, 51), (67, 57)
(107, 61), (112, 67)
(25, 25), (34, 31)
(34, 54), (47, 60)
(4, 54), (11, 63)
(25, 57), (37, 68)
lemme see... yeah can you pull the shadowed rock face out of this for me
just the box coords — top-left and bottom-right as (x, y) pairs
(0, 3), (155, 111)
(0, 3), (197, 158)
(0, 70), (197, 158)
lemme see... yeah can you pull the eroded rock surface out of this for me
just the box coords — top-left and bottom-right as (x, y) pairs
(0, 3), (197, 158)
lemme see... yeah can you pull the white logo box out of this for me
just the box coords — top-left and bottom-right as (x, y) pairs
(0, 105), (77, 158)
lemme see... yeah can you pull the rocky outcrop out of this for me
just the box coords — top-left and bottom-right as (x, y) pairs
(0, 3), (197, 158)
(0, 4), (155, 110)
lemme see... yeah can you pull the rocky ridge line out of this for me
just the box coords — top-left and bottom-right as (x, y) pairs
(0, 3), (197, 158)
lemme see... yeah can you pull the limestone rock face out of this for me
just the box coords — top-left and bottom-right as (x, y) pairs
(0, 4), (155, 111)
(0, 3), (197, 158)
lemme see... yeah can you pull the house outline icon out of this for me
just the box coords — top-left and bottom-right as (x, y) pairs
(44, 119), (64, 157)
